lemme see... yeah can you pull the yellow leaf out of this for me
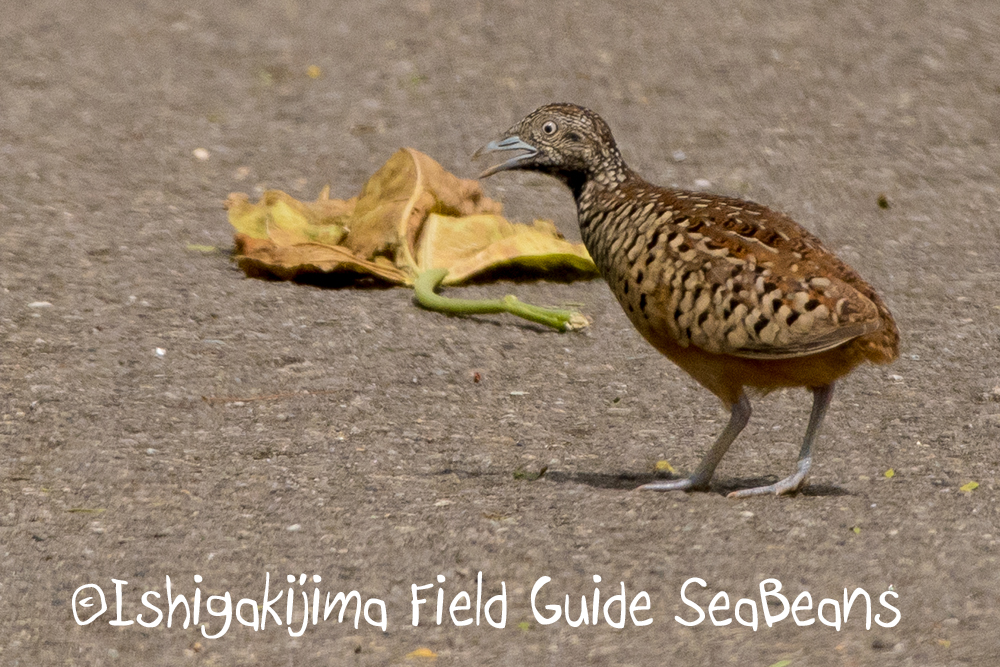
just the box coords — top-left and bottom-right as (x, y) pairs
(517, 621), (531, 631)
(306, 65), (322, 79)
(884, 468), (895, 478)
(655, 460), (676, 473)
(227, 189), (350, 245)
(937, 639), (951, 648)
(960, 481), (979, 493)
(406, 647), (438, 660)
(852, 526), (861, 535)
(226, 149), (597, 287)
(233, 234), (408, 283)
(337, 149), (503, 273)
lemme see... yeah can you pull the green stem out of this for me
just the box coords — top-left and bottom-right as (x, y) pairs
(413, 268), (587, 332)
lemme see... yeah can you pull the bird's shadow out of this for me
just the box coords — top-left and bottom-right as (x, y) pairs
(544, 471), (850, 497)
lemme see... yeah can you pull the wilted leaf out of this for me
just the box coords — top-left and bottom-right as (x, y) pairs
(417, 213), (596, 284)
(233, 234), (407, 283)
(228, 149), (594, 287)
(228, 187), (351, 246)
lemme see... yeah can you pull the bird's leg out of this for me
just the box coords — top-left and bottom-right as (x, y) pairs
(728, 383), (835, 498)
(639, 392), (751, 492)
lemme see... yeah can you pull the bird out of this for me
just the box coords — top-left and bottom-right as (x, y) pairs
(475, 103), (898, 497)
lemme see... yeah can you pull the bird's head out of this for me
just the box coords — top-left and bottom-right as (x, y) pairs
(474, 103), (625, 187)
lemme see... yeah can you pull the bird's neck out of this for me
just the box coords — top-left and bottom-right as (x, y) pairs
(553, 148), (633, 201)
(573, 160), (645, 216)
(570, 162), (653, 271)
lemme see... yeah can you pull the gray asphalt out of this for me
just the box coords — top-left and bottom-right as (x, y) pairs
(3, 1), (1000, 665)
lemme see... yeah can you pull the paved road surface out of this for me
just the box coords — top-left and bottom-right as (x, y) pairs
(2, 1), (999, 664)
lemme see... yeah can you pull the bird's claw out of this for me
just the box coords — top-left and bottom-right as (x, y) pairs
(638, 477), (709, 492)
(727, 473), (809, 498)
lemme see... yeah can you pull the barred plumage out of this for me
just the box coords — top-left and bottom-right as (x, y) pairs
(476, 103), (898, 497)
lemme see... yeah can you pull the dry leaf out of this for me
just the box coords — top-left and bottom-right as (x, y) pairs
(226, 148), (596, 287)
(227, 188), (351, 245)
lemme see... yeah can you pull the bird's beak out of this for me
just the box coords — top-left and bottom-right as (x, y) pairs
(473, 135), (538, 179)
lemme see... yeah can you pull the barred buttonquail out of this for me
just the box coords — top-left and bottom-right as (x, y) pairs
(476, 103), (898, 497)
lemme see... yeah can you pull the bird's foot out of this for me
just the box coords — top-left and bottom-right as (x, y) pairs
(727, 471), (808, 498)
(638, 477), (709, 493)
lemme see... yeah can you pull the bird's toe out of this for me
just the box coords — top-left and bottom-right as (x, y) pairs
(638, 477), (709, 493)
(727, 472), (809, 499)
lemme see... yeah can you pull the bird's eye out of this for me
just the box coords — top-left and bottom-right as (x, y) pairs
(542, 121), (558, 135)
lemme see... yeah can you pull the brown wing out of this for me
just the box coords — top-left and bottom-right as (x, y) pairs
(641, 193), (887, 360)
